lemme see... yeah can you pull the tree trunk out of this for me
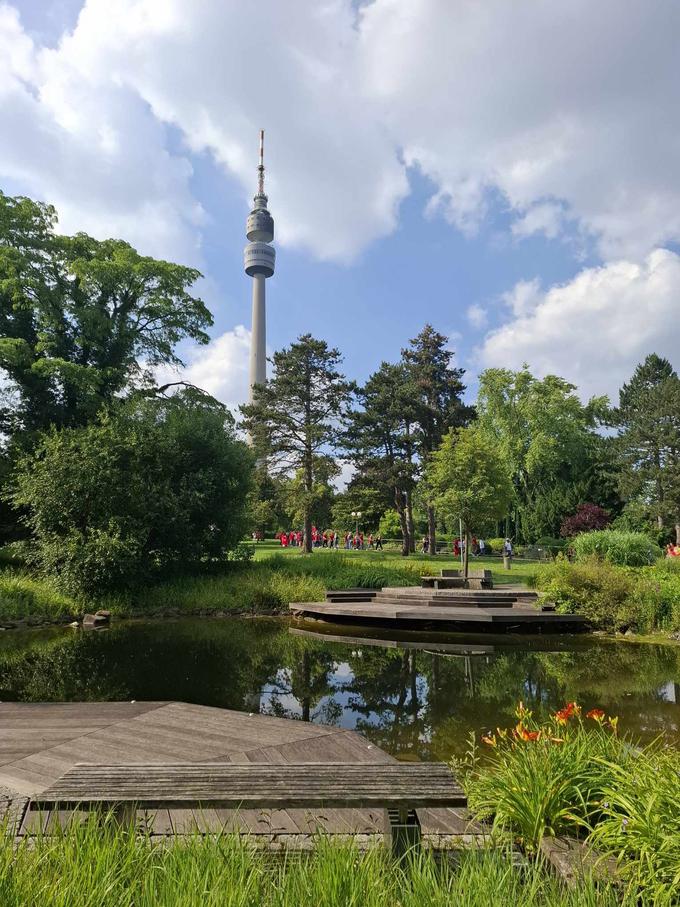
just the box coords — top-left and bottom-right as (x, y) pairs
(405, 490), (416, 554)
(676, 523), (680, 545)
(463, 527), (470, 580)
(303, 448), (313, 554)
(427, 504), (437, 556)
(394, 488), (410, 556)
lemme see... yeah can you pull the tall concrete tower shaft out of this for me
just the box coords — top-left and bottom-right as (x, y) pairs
(244, 130), (275, 405)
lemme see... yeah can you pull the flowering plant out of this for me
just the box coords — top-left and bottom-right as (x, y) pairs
(455, 700), (629, 851)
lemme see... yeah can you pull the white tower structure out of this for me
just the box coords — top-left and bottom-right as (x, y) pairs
(244, 130), (275, 404)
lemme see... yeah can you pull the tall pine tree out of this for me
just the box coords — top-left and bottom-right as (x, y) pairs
(616, 354), (680, 543)
(402, 326), (474, 555)
(240, 334), (352, 553)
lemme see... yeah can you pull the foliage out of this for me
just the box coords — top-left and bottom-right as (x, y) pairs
(10, 392), (252, 596)
(401, 325), (475, 553)
(460, 702), (680, 903)
(560, 503), (611, 538)
(615, 353), (680, 543)
(456, 701), (628, 851)
(587, 748), (680, 900)
(343, 360), (418, 555)
(534, 536), (567, 554)
(240, 334), (352, 552)
(427, 425), (513, 575)
(531, 557), (680, 632)
(0, 192), (211, 436)
(572, 530), (658, 567)
(0, 822), (626, 907)
(476, 367), (616, 542)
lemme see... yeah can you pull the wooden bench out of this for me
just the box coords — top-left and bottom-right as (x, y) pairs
(34, 762), (466, 856)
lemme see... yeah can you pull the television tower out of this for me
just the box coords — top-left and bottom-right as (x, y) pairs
(244, 129), (275, 404)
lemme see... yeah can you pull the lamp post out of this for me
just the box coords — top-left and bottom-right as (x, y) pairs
(351, 511), (362, 538)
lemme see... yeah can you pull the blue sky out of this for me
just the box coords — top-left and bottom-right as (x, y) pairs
(3, 0), (680, 406)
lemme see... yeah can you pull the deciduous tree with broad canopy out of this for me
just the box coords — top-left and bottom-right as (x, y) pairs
(427, 425), (513, 578)
(0, 192), (212, 436)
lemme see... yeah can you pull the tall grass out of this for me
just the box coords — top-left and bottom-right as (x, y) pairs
(0, 821), (627, 907)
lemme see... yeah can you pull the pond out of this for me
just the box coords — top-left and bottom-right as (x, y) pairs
(0, 617), (678, 759)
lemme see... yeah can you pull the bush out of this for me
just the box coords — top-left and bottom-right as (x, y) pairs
(531, 557), (680, 632)
(572, 530), (659, 567)
(10, 393), (253, 597)
(560, 503), (611, 538)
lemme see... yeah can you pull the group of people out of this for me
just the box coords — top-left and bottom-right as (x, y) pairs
(666, 543), (680, 558)
(448, 536), (489, 557)
(277, 527), (384, 550)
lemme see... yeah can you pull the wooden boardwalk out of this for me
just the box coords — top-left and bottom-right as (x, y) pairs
(0, 702), (476, 844)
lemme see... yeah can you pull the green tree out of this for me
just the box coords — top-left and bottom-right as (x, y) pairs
(0, 192), (211, 435)
(240, 334), (352, 554)
(402, 325), (474, 555)
(343, 362), (418, 555)
(11, 391), (252, 595)
(427, 426), (513, 577)
(615, 354), (680, 543)
(476, 366), (611, 542)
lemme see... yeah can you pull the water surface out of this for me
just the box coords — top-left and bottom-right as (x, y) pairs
(0, 618), (678, 758)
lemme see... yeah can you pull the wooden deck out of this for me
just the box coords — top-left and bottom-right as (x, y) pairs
(0, 701), (477, 844)
(290, 586), (587, 632)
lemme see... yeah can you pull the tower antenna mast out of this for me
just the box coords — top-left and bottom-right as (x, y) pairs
(258, 129), (265, 196)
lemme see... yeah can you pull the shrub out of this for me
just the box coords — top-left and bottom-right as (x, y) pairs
(10, 393), (253, 597)
(535, 536), (567, 554)
(532, 557), (680, 632)
(573, 530), (659, 567)
(560, 503), (611, 538)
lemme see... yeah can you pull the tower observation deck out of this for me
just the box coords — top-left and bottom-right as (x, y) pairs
(244, 130), (275, 406)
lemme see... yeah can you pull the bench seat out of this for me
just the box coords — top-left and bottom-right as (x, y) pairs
(33, 762), (465, 854)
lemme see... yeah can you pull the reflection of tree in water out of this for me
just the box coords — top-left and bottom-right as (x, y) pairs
(261, 638), (338, 723)
(0, 620), (287, 709)
(0, 623), (678, 757)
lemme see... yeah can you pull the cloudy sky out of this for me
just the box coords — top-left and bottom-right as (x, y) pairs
(2, 0), (680, 407)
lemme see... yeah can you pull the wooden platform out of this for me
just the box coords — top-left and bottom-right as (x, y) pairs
(0, 701), (478, 843)
(290, 586), (587, 632)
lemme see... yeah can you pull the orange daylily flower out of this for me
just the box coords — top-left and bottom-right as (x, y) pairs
(482, 734), (497, 747)
(514, 722), (540, 741)
(554, 701), (581, 724)
(586, 708), (605, 721)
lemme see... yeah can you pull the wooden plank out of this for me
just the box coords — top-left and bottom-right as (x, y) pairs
(35, 762), (466, 811)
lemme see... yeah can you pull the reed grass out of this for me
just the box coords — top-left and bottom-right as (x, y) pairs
(0, 821), (628, 907)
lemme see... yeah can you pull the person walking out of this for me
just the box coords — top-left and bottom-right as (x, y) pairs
(478, 538), (486, 556)
(375, 534), (383, 550)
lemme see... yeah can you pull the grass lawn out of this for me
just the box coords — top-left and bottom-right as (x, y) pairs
(251, 539), (542, 588)
(0, 541), (543, 623)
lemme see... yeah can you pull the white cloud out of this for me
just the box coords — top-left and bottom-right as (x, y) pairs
(157, 326), (252, 412)
(466, 304), (488, 330)
(511, 203), (563, 241)
(360, 0), (680, 260)
(477, 250), (680, 401)
(2, 0), (680, 267)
